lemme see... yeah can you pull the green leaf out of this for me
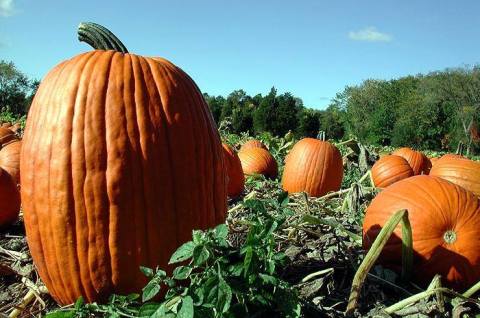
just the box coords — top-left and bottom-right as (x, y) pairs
(259, 273), (278, 285)
(178, 296), (194, 318)
(74, 296), (84, 309)
(278, 191), (289, 207)
(138, 303), (162, 317)
(142, 279), (161, 302)
(44, 311), (76, 318)
(140, 266), (155, 278)
(193, 245), (210, 266)
(243, 246), (253, 276)
(169, 241), (195, 264)
(173, 266), (193, 280)
(216, 275), (232, 313)
(214, 224), (228, 240)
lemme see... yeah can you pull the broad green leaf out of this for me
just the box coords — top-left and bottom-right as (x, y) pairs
(142, 279), (161, 302)
(140, 266), (154, 278)
(214, 224), (228, 240)
(173, 266), (193, 280)
(193, 245), (210, 266)
(178, 296), (194, 318)
(169, 241), (195, 264)
(216, 275), (232, 313)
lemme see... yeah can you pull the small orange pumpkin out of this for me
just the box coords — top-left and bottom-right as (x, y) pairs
(0, 141), (21, 185)
(430, 155), (480, 196)
(238, 147), (277, 179)
(392, 147), (430, 175)
(371, 155), (413, 188)
(222, 143), (245, 198)
(363, 175), (480, 290)
(282, 138), (343, 197)
(0, 127), (18, 148)
(239, 139), (267, 152)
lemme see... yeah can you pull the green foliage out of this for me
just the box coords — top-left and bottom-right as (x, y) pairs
(46, 195), (301, 318)
(0, 60), (39, 116)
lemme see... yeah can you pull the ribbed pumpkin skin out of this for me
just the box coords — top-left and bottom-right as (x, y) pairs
(239, 139), (267, 152)
(371, 155), (413, 188)
(238, 147), (277, 178)
(392, 147), (430, 175)
(21, 51), (227, 305)
(0, 168), (20, 227)
(0, 141), (21, 184)
(281, 139), (343, 197)
(222, 144), (245, 198)
(430, 155), (480, 196)
(363, 175), (480, 289)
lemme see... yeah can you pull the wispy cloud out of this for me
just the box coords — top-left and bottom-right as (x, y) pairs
(0, 0), (15, 17)
(348, 26), (392, 42)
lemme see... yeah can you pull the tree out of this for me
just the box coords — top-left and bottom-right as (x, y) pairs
(0, 60), (38, 115)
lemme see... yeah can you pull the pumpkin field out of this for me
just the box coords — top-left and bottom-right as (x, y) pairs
(2, 19), (480, 318)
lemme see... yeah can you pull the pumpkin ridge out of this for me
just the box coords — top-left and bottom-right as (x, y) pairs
(74, 51), (106, 301)
(63, 52), (102, 301)
(144, 58), (181, 257)
(37, 58), (78, 303)
(306, 143), (319, 194)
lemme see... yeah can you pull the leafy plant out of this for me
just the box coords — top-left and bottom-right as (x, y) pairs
(47, 195), (301, 318)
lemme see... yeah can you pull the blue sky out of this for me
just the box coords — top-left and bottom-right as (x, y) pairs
(1, 0), (480, 109)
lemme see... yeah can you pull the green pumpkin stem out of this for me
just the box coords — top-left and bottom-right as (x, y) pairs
(78, 22), (128, 53)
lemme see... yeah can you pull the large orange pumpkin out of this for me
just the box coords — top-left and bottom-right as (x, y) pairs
(222, 143), (245, 198)
(282, 138), (343, 197)
(238, 147), (277, 179)
(392, 147), (430, 175)
(371, 155), (413, 188)
(20, 22), (227, 305)
(239, 139), (267, 152)
(430, 155), (480, 196)
(0, 140), (21, 185)
(0, 168), (21, 227)
(363, 175), (480, 290)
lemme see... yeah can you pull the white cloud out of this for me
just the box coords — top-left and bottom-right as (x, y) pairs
(0, 0), (15, 17)
(348, 26), (392, 42)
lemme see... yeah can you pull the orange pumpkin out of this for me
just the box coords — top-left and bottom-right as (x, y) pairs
(429, 157), (439, 166)
(430, 155), (480, 196)
(0, 168), (21, 227)
(21, 22), (227, 305)
(392, 147), (430, 175)
(0, 127), (18, 147)
(371, 155), (413, 188)
(222, 143), (245, 198)
(0, 141), (21, 185)
(10, 123), (21, 133)
(363, 175), (480, 290)
(239, 139), (267, 152)
(282, 138), (343, 197)
(238, 147), (277, 179)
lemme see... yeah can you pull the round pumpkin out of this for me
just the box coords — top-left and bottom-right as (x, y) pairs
(429, 157), (439, 166)
(1, 122), (12, 129)
(222, 143), (245, 198)
(0, 127), (18, 148)
(0, 140), (21, 185)
(239, 139), (267, 152)
(0, 168), (21, 227)
(363, 175), (480, 290)
(430, 155), (480, 196)
(392, 147), (430, 175)
(21, 22), (227, 305)
(282, 138), (343, 197)
(371, 155), (413, 188)
(238, 147), (277, 179)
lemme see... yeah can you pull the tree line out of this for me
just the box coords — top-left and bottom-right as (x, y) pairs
(1, 59), (479, 152)
(205, 65), (480, 153)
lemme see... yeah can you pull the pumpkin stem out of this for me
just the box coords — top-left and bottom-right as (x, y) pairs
(78, 22), (128, 53)
(443, 230), (457, 244)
